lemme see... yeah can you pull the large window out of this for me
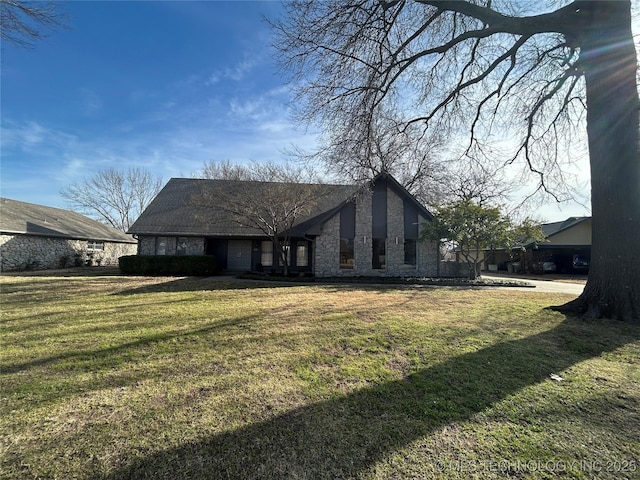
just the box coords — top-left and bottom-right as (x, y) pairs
(296, 241), (308, 267)
(176, 237), (187, 255)
(404, 239), (417, 266)
(261, 240), (273, 266)
(156, 237), (168, 255)
(340, 238), (354, 269)
(372, 238), (386, 269)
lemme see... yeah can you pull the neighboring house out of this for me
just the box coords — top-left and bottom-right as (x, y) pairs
(0, 198), (138, 271)
(486, 216), (592, 273)
(128, 172), (464, 278)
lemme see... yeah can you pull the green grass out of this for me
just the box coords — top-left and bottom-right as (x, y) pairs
(1, 270), (638, 479)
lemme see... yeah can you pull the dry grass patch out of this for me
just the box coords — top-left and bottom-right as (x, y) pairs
(1, 272), (638, 479)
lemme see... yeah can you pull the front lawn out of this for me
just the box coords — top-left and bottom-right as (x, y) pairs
(1, 272), (638, 479)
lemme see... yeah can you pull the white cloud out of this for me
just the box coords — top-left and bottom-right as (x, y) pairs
(79, 88), (103, 116)
(205, 52), (263, 86)
(1, 120), (78, 151)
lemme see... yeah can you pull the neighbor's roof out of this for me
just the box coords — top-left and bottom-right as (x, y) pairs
(0, 198), (136, 243)
(540, 216), (591, 239)
(520, 216), (591, 248)
(127, 178), (360, 237)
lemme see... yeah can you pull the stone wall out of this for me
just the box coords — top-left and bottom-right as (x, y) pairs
(439, 260), (470, 278)
(385, 187), (411, 276)
(416, 217), (440, 277)
(313, 214), (340, 277)
(312, 185), (443, 278)
(354, 190), (373, 274)
(0, 234), (136, 271)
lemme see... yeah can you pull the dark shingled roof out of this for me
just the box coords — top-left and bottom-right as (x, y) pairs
(1, 198), (136, 243)
(541, 216), (591, 238)
(129, 173), (435, 238)
(519, 216), (591, 248)
(127, 178), (361, 237)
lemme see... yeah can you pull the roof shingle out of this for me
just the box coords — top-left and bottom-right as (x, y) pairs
(127, 178), (360, 237)
(1, 198), (136, 243)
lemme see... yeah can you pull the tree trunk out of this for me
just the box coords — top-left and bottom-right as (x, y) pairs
(274, 238), (289, 276)
(555, 1), (640, 321)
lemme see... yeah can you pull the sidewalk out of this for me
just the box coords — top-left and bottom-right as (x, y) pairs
(481, 274), (585, 295)
(482, 271), (587, 284)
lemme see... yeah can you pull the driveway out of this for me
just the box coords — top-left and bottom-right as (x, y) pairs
(481, 275), (585, 295)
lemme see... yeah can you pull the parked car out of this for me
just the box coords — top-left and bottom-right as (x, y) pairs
(572, 254), (590, 272)
(533, 259), (557, 274)
(541, 261), (558, 273)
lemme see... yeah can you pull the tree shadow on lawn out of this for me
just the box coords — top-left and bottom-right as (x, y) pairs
(1, 313), (259, 376)
(113, 276), (306, 295)
(113, 276), (496, 296)
(103, 316), (640, 480)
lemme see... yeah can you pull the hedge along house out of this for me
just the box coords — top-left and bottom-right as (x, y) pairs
(128, 172), (457, 278)
(0, 198), (137, 271)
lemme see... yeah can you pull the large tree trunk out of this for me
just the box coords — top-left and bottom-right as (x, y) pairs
(556, 1), (640, 321)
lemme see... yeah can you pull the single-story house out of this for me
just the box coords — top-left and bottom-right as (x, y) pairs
(485, 216), (592, 273)
(0, 198), (138, 271)
(128, 172), (464, 278)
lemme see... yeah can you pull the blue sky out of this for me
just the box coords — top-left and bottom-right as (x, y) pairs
(2, 1), (314, 208)
(3, 1), (635, 220)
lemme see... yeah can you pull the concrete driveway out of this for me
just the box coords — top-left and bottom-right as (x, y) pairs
(482, 275), (585, 295)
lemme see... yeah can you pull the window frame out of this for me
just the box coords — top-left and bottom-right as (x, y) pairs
(372, 238), (386, 269)
(261, 240), (274, 267)
(296, 241), (309, 267)
(87, 240), (104, 252)
(340, 238), (355, 269)
(404, 238), (417, 266)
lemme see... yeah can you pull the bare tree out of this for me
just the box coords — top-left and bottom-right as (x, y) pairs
(1, 0), (66, 48)
(195, 161), (331, 275)
(307, 108), (449, 205)
(272, 0), (640, 321)
(198, 159), (252, 181)
(61, 168), (163, 232)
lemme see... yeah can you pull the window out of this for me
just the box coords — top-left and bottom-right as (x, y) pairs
(87, 241), (104, 251)
(176, 237), (187, 256)
(404, 239), (417, 266)
(372, 238), (386, 269)
(296, 241), (308, 267)
(156, 237), (168, 255)
(340, 238), (354, 269)
(261, 240), (273, 266)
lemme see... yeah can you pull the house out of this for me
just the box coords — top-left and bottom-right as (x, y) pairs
(0, 198), (137, 271)
(128, 172), (464, 278)
(486, 216), (592, 274)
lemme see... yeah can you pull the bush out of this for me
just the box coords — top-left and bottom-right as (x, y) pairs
(119, 255), (219, 276)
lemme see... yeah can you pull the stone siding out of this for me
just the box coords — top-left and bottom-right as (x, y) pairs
(312, 185), (441, 278)
(354, 190), (373, 274)
(416, 216), (440, 277)
(313, 214), (340, 277)
(385, 187), (408, 276)
(0, 234), (136, 271)
(439, 260), (469, 278)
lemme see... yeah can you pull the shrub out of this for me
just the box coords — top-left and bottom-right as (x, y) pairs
(119, 255), (219, 276)
(59, 255), (71, 268)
